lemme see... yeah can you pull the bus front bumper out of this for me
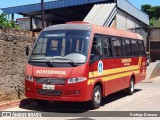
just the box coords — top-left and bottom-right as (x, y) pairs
(25, 91), (89, 102)
(25, 80), (92, 102)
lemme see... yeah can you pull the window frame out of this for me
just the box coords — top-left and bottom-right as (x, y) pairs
(101, 36), (113, 58)
(123, 39), (133, 57)
(131, 39), (141, 56)
(91, 33), (145, 61)
(111, 37), (123, 57)
(91, 34), (113, 60)
(138, 40), (146, 56)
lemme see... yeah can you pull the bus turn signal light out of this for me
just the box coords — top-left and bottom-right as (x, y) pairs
(25, 75), (34, 82)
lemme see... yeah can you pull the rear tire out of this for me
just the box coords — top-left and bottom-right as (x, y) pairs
(127, 78), (135, 95)
(36, 99), (49, 106)
(90, 86), (102, 109)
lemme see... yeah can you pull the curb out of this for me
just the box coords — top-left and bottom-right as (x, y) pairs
(0, 98), (35, 111)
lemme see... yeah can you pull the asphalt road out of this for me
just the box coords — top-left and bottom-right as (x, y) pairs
(1, 77), (160, 120)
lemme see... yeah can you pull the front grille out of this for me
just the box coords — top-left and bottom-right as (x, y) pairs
(38, 89), (62, 96)
(36, 78), (66, 85)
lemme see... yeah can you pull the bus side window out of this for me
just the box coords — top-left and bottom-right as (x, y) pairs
(131, 40), (140, 56)
(125, 39), (132, 56)
(122, 39), (126, 56)
(102, 37), (112, 57)
(92, 36), (103, 55)
(112, 38), (123, 57)
(138, 41), (146, 56)
(91, 35), (103, 61)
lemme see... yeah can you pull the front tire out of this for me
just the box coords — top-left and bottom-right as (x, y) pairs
(127, 78), (135, 95)
(90, 86), (102, 109)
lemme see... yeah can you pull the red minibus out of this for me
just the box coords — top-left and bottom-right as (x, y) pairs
(25, 22), (146, 109)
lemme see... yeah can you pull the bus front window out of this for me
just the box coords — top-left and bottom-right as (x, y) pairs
(30, 30), (90, 64)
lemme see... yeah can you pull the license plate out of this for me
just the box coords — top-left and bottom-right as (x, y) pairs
(42, 84), (55, 90)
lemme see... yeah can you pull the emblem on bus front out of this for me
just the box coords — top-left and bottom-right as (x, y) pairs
(98, 61), (103, 75)
(46, 79), (52, 84)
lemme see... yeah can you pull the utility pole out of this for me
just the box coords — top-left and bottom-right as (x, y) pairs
(41, 0), (45, 29)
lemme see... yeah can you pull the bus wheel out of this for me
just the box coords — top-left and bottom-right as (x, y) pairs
(90, 86), (102, 109)
(127, 78), (135, 95)
(36, 99), (49, 106)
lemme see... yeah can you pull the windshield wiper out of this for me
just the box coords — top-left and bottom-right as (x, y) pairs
(31, 57), (53, 66)
(31, 57), (78, 67)
(50, 57), (78, 67)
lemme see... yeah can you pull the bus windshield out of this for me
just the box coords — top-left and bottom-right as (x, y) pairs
(30, 30), (91, 64)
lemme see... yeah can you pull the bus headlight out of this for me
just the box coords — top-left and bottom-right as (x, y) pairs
(25, 75), (34, 82)
(67, 77), (87, 84)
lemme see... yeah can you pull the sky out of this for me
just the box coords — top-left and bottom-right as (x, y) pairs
(129, 0), (160, 9)
(0, 0), (160, 19)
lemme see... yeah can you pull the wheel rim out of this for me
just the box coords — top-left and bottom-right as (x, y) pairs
(130, 80), (134, 92)
(94, 90), (101, 104)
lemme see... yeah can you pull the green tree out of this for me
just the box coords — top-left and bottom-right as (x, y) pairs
(141, 4), (151, 14)
(154, 6), (160, 19)
(141, 4), (160, 26)
(141, 4), (160, 19)
(0, 13), (20, 29)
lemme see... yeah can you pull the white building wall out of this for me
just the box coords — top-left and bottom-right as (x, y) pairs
(117, 0), (149, 25)
(116, 10), (141, 31)
(116, 10), (148, 47)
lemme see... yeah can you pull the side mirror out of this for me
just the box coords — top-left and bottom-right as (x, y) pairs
(25, 45), (30, 56)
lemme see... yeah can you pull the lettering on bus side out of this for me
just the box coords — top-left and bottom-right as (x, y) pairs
(121, 59), (132, 66)
(121, 59), (132, 63)
(36, 70), (66, 75)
